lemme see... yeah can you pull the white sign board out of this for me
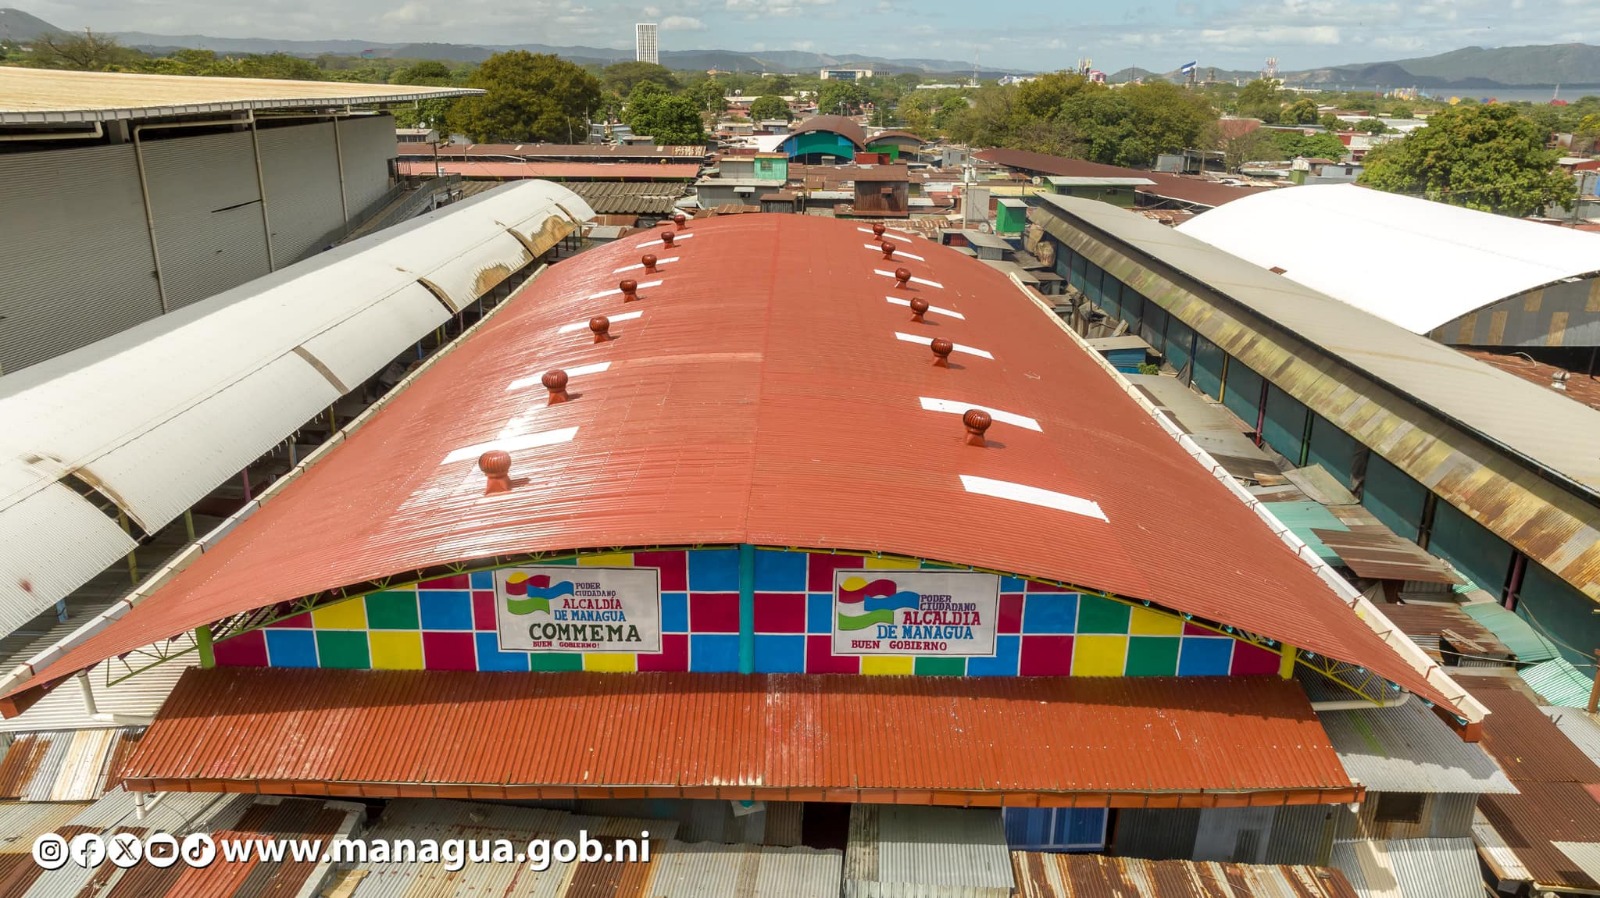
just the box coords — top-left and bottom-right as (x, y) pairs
(495, 567), (661, 653)
(832, 570), (999, 657)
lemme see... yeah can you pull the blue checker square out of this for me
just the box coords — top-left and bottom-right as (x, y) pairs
(264, 629), (318, 668)
(807, 594), (834, 634)
(1177, 637), (1234, 676)
(754, 635), (805, 673)
(1000, 575), (1026, 592)
(967, 636), (1021, 677)
(418, 590), (475, 630)
(1022, 594), (1078, 634)
(661, 592), (689, 633)
(689, 549), (740, 592)
(470, 572), (493, 589)
(690, 634), (741, 672)
(475, 633), (529, 671)
(754, 549), (807, 591)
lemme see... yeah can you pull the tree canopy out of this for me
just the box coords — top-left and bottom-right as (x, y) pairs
(624, 84), (707, 146)
(750, 95), (792, 122)
(1359, 104), (1575, 217)
(1272, 130), (1349, 160)
(818, 81), (866, 116)
(602, 61), (679, 96)
(453, 51), (601, 143)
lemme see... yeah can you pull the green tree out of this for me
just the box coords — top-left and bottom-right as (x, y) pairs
(1207, 123), (1277, 171)
(1389, 104), (1414, 119)
(602, 61), (679, 95)
(624, 86), (707, 145)
(1235, 78), (1284, 120)
(1280, 97), (1320, 125)
(232, 53), (323, 80)
(818, 81), (866, 115)
(1359, 104), (1575, 217)
(1353, 118), (1389, 134)
(453, 51), (601, 143)
(765, 74), (794, 95)
(1272, 130), (1349, 160)
(1318, 112), (1343, 131)
(750, 94), (792, 122)
(391, 60), (461, 131)
(684, 78), (726, 114)
(30, 30), (136, 71)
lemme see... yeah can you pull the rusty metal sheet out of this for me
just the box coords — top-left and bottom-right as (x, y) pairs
(1011, 852), (1360, 898)
(1312, 529), (1463, 584)
(118, 667), (1357, 803)
(5, 214), (1469, 716)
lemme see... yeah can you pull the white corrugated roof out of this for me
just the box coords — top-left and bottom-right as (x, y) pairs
(0, 182), (593, 637)
(1176, 183), (1600, 334)
(1320, 700), (1516, 794)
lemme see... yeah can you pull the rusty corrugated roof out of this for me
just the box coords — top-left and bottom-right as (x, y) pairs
(397, 160), (701, 181)
(973, 148), (1270, 209)
(1012, 852), (1360, 898)
(399, 142), (709, 160)
(118, 668), (1357, 803)
(1, 214), (1467, 713)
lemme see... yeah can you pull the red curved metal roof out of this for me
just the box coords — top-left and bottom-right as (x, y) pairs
(4, 215), (1462, 712)
(789, 115), (867, 148)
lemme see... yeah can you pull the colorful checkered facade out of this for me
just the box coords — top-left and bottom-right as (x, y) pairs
(215, 548), (1282, 676)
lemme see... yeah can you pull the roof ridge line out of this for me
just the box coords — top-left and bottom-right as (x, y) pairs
(1003, 271), (1486, 724)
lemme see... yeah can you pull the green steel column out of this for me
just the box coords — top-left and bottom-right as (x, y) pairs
(738, 544), (756, 674)
(196, 625), (216, 669)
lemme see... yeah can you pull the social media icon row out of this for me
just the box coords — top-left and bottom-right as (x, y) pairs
(32, 832), (217, 870)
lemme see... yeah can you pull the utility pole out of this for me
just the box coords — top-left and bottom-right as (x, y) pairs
(1588, 646), (1599, 715)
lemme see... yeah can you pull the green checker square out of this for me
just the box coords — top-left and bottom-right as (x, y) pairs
(1076, 594), (1132, 634)
(315, 630), (371, 669)
(365, 591), (420, 630)
(914, 656), (967, 676)
(528, 653), (584, 672)
(1125, 636), (1181, 677)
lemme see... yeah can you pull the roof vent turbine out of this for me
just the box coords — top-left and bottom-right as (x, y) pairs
(930, 338), (954, 368)
(620, 278), (640, 302)
(881, 240), (896, 260)
(673, 212), (688, 230)
(479, 450), (513, 496)
(542, 369), (569, 405)
(872, 222), (886, 238)
(894, 267), (912, 289)
(642, 253), (659, 273)
(590, 316), (613, 343)
(963, 409), (993, 447)
(661, 231), (676, 248)
(910, 298), (929, 323)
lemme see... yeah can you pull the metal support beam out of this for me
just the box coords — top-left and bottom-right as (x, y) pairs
(738, 544), (756, 675)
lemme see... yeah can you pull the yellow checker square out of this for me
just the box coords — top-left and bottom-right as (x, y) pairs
(1072, 635), (1128, 677)
(1129, 606), (1183, 636)
(579, 553), (634, 567)
(861, 655), (915, 675)
(310, 598), (367, 631)
(583, 653), (638, 672)
(369, 631), (424, 670)
(862, 556), (919, 570)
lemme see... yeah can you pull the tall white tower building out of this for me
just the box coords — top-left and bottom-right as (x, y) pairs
(635, 23), (659, 65)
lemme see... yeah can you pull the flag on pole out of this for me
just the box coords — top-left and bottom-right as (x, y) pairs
(1179, 61), (1198, 75)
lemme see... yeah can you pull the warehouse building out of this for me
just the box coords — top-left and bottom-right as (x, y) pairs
(1032, 192), (1600, 670)
(1178, 184), (1600, 350)
(0, 67), (479, 374)
(0, 216), (1507, 890)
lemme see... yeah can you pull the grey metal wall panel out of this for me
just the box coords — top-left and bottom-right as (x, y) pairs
(337, 114), (396, 218)
(142, 129), (271, 310)
(0, 143), (161, 373)
(258, 121), (345, 264)
(1426, 793), (1478, 839)
(1112, 808), (1200, 860)
(1265, 805), (1337, 866)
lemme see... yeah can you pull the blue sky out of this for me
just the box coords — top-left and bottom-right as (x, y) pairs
(24, 0), (1600, 71)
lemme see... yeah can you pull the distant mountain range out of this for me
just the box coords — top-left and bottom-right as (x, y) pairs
(8, 8), (1600, 89)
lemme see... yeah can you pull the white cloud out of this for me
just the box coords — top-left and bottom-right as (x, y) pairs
(661, 15), (704, 30)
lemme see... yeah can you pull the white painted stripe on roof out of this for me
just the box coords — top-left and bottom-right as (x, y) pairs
(875, 268), (943, 288)
(585, 279), (663, 300)
(636, 231), (696, 247)
(886, 296), (965, 319)
(506, 361), (613, 391)
(960, 474), (1107, 522)
(919, 397), (1041, 431)
(864, 243), (926, 261)
(558, 309), (644, 333)
(894, 331), (993, 359)
(857, 226), (912, 243)
(613, 257), (679, 273)
(442, 426), (579, 464)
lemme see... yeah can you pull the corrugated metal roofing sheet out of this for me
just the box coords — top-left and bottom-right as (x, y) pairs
(0, 660), (184, 734)
(1177, 184), (1600, 334)
(649, 841), (841, 898)
(0, 182), (593, 647)
(1519, 657), (1596, 709)
(1555, 842), (1600, 888)
(844, 805), (1012, 898)
(1319, 701), (1515, 794)
(1329, 838), (1481, 898)
(5, 214), (1467, 716)
(568, 181), (686, 216)
(397, 160), (701, 180)
(1035, 195), (1600, 608)
(0, 727), (141, 801)
(1474, 677), (1600, 784)
(1378, 603), (1511, 663)
(973, 148), (1269, 209)
(118, 668), (1358, 803)
(1462, 603), (1559, 663)
(1012, 852), (1359, 898)
(1542, 708), (1600, 767)
(401, 142), (709, 160)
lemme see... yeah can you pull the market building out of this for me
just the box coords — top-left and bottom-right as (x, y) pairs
(0, 214), (1528, 896)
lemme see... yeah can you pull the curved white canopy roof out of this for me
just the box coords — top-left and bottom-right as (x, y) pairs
(0, 182), (592, 636)
(1177, 184), (1600, 334)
